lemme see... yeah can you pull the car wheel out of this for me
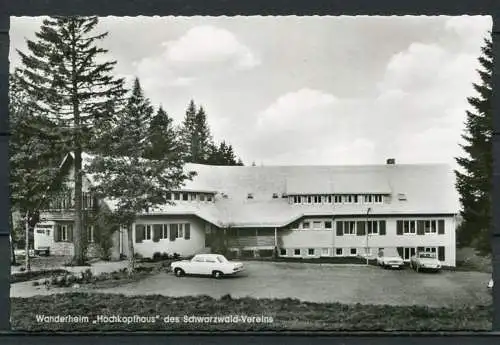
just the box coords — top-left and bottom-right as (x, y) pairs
(174, 268), (185, 277)
(212, 270), (224, 279)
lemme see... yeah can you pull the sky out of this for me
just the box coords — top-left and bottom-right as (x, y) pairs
(9, 15), (492, 167)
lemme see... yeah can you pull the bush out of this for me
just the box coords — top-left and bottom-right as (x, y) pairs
(152, 252), (162, 262)
(161, 252), (169, 260)
(172, 253), (180, 260)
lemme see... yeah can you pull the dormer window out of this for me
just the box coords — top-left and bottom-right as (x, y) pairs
(272, 193), (279, 199)
(397, 193), (407, 201)
(207, 195), (213, 202)
(247, 193), (254, 199)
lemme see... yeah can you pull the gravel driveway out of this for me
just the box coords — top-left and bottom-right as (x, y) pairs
(89, 262), (492, 307)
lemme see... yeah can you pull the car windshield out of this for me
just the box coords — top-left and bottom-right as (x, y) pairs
(420, 253), (436, 259)
(216, 255), (228, 263)
(380, 248), (399, 257)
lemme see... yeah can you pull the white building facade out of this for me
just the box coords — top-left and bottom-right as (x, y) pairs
(35, 154), (459, 266)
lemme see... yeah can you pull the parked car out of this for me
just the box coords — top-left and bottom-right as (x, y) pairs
(171, 254), (245, 279)
(487, 277), (494, 292)
(410, 251), (442, 272)
(376, 248), (404, 269)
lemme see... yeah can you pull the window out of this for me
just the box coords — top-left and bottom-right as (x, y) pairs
(207, 195), (213, 202)
(184, 223), (191, 240)
(350, 248), (357, 256)
(308, 248), (315, 256)
(367, 221), (378, 234)
(344, 195), (353, 203)
(313, 195), (321, 203)
(307, 196), (312, 204)
(205, 257), (216, 263)
(403, 220), (416, 234)
(321, 248), (329, 256)
(364, 195), (373, 203)
(193, 256), (204, 262)
(247, 193), (254, 199)
(87, 225), (94, 243)
(313, 221), (322, 229)
(280, 248), (287, 256)
(344, 221), (356, 235)
(166, 193), (172, 200)
(302, 222), (310, 229)
(272, 193), (279, 199)
(170, 224), (178, 240)
(374, 195), (383, 203)
(324, 221), (332, 229)
(60, 225), (68, 241)
(424, 220), (437, 233)
(174, 193), (180, 201)
(336, 248), (343, 256)
(82, 192), (94, 209)
(199, 194), (205, 202)
(178, 224), (184, 238)
(162, 224), (169, 239)
(293, 196), (301, 204)
(46, 230), (51, 236)
(423, 247), (437, 253)
(353, 195), (359, 203)
(334, 195), (342, 204)
(145, 225), (152, 240)
(327, 195), (332, 203)
(294, 249), (301, 256)
(182, 193), (189, 201)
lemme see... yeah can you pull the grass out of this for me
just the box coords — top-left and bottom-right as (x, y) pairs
(10, 293), (492, 331)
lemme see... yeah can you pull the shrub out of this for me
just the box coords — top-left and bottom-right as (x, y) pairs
(152, 252), (162, 262)
(172, 253), (180, 260)
(161, 252), (169, 260)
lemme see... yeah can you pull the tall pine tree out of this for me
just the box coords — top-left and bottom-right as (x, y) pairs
(87, 78), (194, 273)
(207, 141), (244, 166)
(455, 34), (493, 255)
(180, 101), (214, 163)
(15, 16), (126, 265)
(145, 106), (182, 161)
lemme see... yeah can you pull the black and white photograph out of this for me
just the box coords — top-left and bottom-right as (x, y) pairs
(8, 15), (494, 331)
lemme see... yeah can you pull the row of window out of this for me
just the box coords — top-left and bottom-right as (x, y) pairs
(396, 220), (445, 235)
(279, 246), (446, 261)
(51, 224), (94, 243)
(166, 192), (215, 203)
(47, 192), (95, 210)
(290, 194), (384, 205)
(135, 223), (191, 243)
(289, 219), (445, 236)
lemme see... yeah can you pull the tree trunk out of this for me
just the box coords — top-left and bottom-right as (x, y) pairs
(127, 223), (135, 275)
(10, 211), (16, 265)
(73, 149), (85, 265)
(24, 211), (30, 272)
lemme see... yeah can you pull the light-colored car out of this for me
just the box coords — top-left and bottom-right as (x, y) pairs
(410, 251), (442, 272)
(376, 248), (404, 269)
(171, 254), (245, 279)
(487, 277), (494, 291)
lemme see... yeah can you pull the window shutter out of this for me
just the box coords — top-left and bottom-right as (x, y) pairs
(396, 221), (403, 235)
(438, 220), (445, 234)
(68, 225), (73, 242)
(336, 221), (343, 236)
(397, 247), (403, 257)
(379, 221), (386, 235)
(185, 223), (191, 240)
(135, 225), (145, 243)
(417, 220), (425, 235)
(55, 224), (61, 242)
(170, 224), (177, 241)
(438, 246), (445, 261)
(153, 224), (162, 242)
(356, 221), (365, 236)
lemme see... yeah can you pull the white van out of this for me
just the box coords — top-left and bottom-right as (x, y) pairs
(33, 222), (55, 256)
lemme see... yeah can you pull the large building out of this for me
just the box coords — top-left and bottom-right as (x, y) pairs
(34, 153), (460, 266)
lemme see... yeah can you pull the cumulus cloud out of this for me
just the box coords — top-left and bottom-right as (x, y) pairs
(133, 25), (259, 91)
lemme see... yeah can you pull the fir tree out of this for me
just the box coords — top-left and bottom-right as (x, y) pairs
(15, 16), (126, 265)
(146, 106), (182, 161)
(207, 141), (243, 166)
(87, 77), (194, 273)
(194, 106), (214, 163)
(180, 100), (198, 162)
(455, 34), (493, 255)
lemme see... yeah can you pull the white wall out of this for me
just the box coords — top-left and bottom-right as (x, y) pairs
(132, 216), (206, 258)
(279, 216), (456, 266)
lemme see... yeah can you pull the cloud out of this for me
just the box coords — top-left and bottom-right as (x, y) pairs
(444, 16), (492, 50)
(163, 25), (259, 69)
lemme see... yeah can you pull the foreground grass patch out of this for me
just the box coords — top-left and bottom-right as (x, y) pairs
(11, 293), (492, 331)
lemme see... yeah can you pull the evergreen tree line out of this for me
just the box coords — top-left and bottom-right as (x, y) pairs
(9, 16), (242, 269)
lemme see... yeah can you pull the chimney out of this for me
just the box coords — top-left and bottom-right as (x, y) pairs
(386, 158), (396, 165)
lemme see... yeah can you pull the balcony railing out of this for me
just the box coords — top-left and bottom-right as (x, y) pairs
(228, 236), (275, 247)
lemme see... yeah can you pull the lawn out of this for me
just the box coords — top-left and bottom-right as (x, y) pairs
(10, 293), (492, 331)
